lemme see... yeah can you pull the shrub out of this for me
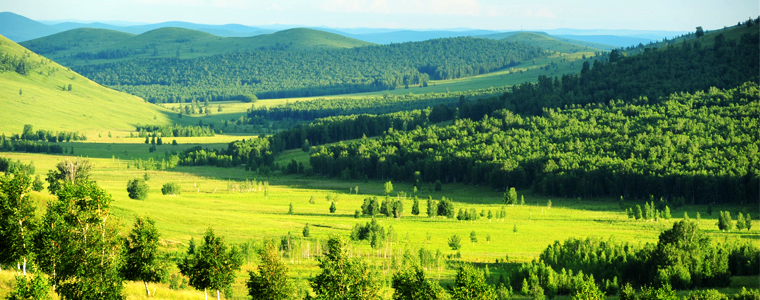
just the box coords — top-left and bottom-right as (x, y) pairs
(127, 178), (149, 200)
(161, 182), (181, 196)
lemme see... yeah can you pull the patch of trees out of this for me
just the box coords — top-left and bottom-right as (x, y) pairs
(459, 32), (759, 119)
(247, 88), (506, 122)
(73, 49), (133, 60)
(72, 37), (546, 103)
(0, 136), (64, 154)
(309, 83), (759, 203)
(0, 157), (35, 174)
(14, 124), (87, 142)
(0, 52), (32, 75)
(178, 137), (275, 170)
(135, 124), (214, 137)
(512, 220), (759, 299)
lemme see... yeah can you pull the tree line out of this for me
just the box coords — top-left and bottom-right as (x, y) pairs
(71, 37), (547, 103)
(135, 124), (215, 137)
(18, 124), (87, 142)
(246, 87), (506, 122)
(309, 83), (759, 204)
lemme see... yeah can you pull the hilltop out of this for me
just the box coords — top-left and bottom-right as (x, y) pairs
(499, 32), (606, 53)
(0, 33), (174, 134)
(21, 27), (374, 65)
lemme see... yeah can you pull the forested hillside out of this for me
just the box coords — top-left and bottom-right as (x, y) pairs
(69, 37), (546, 102)
(310, 82), (759, 203)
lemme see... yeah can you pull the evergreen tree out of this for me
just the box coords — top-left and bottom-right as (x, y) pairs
(385, 181), (394, 195)
(663, 206), (671, 220)
(470, 231), (478, 246)
(123, 216), (163, 297)
(411, 198), (420, 215)
(505, 187), (517, 205)
(634, 205), (643, 220)
(520, 195), (525, 206)
(329, 201), (337, 213)
(288, 202), (294, 215)
(247, 239), (296, 300)
(178, 228), (243, 300)
(746, 214), (752, 230)
(303, 223), (310, 238)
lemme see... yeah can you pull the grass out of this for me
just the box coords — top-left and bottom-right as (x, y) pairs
(0, 34), (179, 135)
(0, 143), (757, 299)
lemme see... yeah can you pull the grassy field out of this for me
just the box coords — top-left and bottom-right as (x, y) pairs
(0, 34), (180, 135)
(0, 139), (756, 299)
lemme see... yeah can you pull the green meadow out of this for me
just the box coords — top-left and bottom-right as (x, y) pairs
(0, 138), (756, 299)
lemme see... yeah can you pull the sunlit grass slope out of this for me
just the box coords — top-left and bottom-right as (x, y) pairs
(0, 34), (176, 135)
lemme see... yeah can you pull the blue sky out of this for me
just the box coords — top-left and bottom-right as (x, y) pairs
(3, 0), (758, 30)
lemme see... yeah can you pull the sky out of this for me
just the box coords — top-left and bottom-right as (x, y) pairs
(2, 0), (758, 31)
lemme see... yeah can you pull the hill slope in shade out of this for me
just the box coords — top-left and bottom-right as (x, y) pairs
(21, 27), (374, 65)
(0, 12), (59, 42)
(555, 34), (654, 48)
(0, 34), (174, 134)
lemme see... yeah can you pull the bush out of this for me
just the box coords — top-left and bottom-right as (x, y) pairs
(127, 178), (149, 200)
(161, 182), (181, 196)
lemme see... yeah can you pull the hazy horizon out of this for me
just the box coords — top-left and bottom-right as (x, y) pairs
(2, 0), (757, 32)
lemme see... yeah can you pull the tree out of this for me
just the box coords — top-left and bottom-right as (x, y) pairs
(178, 228), (243, 300)
(547, 199), (552, 209)
(571, 277), (605, 300)
(470, 231), (478, 246)
(487, 210), (493, 221)
(45, 158), (92, 194)
(161, 182), (181, 196)
(127, 178), (149, 200)
(32, 175), (44, 192)
(437, 197), (455, 218)
(736, 212), (746, 230)
(288, 202), (294, 215)
(450, 264), (497, 300)
(310, 236), (381, 300)
(635, 205), (643, 220)
(411, 198), (420, 215)
(145, 136), (149, 144)
(391, 265), (447, 300)
(513, 224), (518, 234)
(329, 201), (337, 213)
(426, 197), (436, 218)
(504, 187), (517, 205)
(303, 223), (310, 238)
(746, 214), (752, 230)
(448, 234), (461, 251)
(5, 272), (53, 300)
(696, 26), (704, 38)
(0, 172), (36, 275)
(385, 181), (394, 195)
(520, 195), (525, 205)
(247, 239), (296, 300)
(663, 206), (671, 220)
(717, 211), (732, 231)
(123, 216), (163, 297)
(35, 180), (124, 299)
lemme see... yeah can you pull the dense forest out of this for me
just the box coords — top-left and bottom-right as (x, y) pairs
(309, 82), (759, 203)
(71, 37), (546, 102)
(246, 87), (506, 121)
(459, 32), (759, 118)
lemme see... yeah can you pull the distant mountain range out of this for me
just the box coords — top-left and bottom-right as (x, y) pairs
(2, 12), (688, 49)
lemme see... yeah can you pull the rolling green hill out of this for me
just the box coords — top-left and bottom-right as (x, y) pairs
(481, 31), (615, 51)
(21, 27), (374, 66)
(623, 20), (760, 54)
(0, 34), (175, 134)
(501, 32), (603, 53)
